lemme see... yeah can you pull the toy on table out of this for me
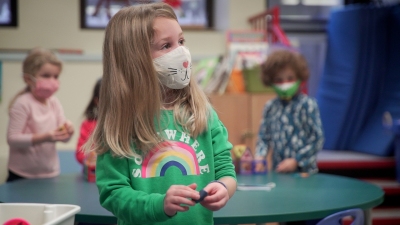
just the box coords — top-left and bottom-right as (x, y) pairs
(252, 159), (267, 175)
(232, 145), (247, 159)
(232, 145), (246, 174)
(83, 151), (97, 182)
(239, 147), (253, 175)
(232, 145), (267, 175)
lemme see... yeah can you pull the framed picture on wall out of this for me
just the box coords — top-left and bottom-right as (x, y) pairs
(0, 0), (17, 27)
(80, 0), (213, 29)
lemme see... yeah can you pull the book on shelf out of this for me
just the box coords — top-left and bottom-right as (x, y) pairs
(193, 56), (221, 89)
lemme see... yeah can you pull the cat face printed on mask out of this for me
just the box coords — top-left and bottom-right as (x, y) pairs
(151, 17), (192, 89)
(168, 59), (191, 78)
(153, 46), (192, 89)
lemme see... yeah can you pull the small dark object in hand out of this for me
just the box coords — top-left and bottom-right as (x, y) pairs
(194, 189), (208, 203)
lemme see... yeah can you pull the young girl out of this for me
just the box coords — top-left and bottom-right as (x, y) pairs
(76, 78), (101, 165)
(7, 47), (74, 182)
(255, 50), (324, 175)
(85, 3), (236, 225)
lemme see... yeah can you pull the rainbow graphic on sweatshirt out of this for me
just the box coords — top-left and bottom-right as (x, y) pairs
(141, 141), (200, 178)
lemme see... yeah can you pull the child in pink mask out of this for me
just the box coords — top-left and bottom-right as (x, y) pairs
(254, 50), (324, 175)
(6, 47), (74, 182)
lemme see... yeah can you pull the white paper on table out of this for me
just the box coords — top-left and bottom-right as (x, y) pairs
(237, 182), (276, 191)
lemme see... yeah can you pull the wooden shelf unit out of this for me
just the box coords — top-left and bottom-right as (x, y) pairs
(208, 92), (276, 154)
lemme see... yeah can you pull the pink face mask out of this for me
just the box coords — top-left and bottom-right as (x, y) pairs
(31, 76), (59, 99)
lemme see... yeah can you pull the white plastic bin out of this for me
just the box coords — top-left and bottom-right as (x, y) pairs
(0, 203), (80, 225)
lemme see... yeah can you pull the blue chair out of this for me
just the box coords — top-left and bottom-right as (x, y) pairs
(316, 208), (364, 225)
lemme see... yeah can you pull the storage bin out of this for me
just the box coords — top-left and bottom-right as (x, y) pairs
(242, 65), (273, 93)
(0, 203), (80, 225)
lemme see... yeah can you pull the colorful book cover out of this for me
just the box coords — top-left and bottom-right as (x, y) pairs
(193, 56), (221, 89)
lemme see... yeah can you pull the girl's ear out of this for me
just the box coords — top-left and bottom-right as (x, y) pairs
(23, 73), (30, 83)
(23, 73), (34, 85)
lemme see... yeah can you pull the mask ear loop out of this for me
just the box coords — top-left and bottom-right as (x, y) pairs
(22, 72), (37, 82)
(29, 74), (37, 82)
(22, 73), (36, 85)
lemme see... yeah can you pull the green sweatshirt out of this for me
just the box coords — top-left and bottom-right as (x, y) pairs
(96, 109), (236, 225)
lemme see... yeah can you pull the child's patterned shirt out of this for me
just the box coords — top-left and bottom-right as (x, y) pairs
(255, 94), (324, 173)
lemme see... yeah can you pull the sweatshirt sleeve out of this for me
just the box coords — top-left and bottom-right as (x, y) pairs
(210, 110), (236, 181)
(96, 151), (170, 224)
(295, 98), (324, 170)
(7, 100), (33, 148)
(76, 120), (95, 165)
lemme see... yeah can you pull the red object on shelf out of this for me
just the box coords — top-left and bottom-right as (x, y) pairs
(248, 6), (308, 94)
(248, 6), (291, 46)
(163, 0), (181, 8)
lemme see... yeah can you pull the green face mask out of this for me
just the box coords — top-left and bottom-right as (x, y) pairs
(272, 80), (300, 100)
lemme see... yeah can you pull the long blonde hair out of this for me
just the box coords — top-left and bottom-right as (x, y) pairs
(8, 47), (62, 111)
(87, 3), (211, 158)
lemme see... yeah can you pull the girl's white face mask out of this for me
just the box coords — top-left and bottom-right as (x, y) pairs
(153, 46), (192, 89)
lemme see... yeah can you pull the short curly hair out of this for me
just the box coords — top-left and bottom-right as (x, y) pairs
(260, 50), (309, 86)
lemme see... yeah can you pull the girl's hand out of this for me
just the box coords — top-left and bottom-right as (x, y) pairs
(63, 120), (74, 135)
(164, 183), (199, 217)
(57, 121), (74, 142)
(49, 129), (70, 142)
(276, 158), (298, 173)
(49, 121), (74, 142)
(200, 181), (229, 211)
